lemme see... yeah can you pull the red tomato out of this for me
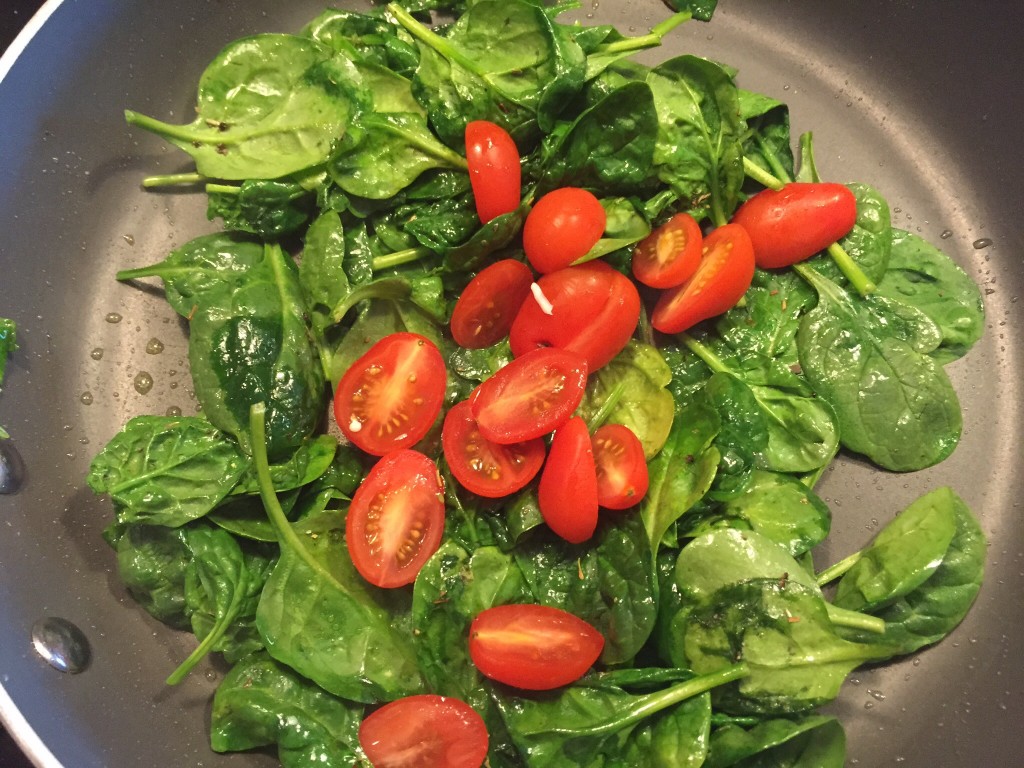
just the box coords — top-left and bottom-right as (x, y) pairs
(631, 212), (703, 289)
(468, 604), (605, 690)
(731, 182), (857, 269)
(538, 416), (599, 543)
(359, 694), (489, 768)
(522, 187), (606, 274)
(469, 347), (588, 444)
(333, 333), (446, 456)
(442, 400), (545, 498)
(450, 259), (533, 349)
(592, 424), (649, 510)
(651, 223), (756, 334)
(465, 120), (521, 224)
(346, 449), (445, 588)
(509, 262), (640, 372)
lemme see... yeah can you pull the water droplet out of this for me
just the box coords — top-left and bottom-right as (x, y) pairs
(122, 234), (135, 245)
(940, 229), (953, 239)
(867, 689), (886, 701)
(80, 392), (93, 405)
(133, 371), (154, 395)
(31, 617), (91, 674)
(90, 347), (104, 360)
(105, 312), (122, 324)
(0, 439), (26, 494)
(145, 338), (165, 355)
(166, 406), (183, 417)
(973, 238), (993, 249)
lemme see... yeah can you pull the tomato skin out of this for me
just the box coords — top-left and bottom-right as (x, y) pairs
(359, 694), (489, 768)
(509, 261), (640, 372)
(469, 347), (588, 444)
(333, 333), (446, 456)
(469, 604), (605, 690)
(632, 213), (703, 289)
(651, 223), (756, 335)
(538, 416), (599, 543)
(346, 449), (445, 589)
(466, 120), (521, 224)
(730, 182), (857, 269)
(450, 259), (533, 349)
(592, 423), (649, 510)
(442, 400), (545, 498)
(522, 187), (607, 274)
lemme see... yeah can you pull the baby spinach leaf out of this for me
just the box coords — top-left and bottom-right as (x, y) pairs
(111, 524), (192, 629)
(641, 390), (721, 550)
(188, 243), (327, 458)
(515, 514), (658, 665)
(874, 228), (985, 364)
(739, 89), (793, 188)
(206, 179), (311, 239)
(704, 372), (768, 501)
(302, 8), (419, 77)
(686, 470), (831, 558)
(706, 715), (845, 768)
(647, 55), (744, 225)
(682, 579), (896, 714)
(87, 416), (249, 527)
(125, 35), (364, 180)
(663, 0), (719, 22)
(210, 651), (363, 767)
(832, 486), (959, 613)
(795, 264), (961, 471)
(255, 509), (424, 703)
(841, 489), (985, 657)
(231, 435), (338, 496)
(579, 341), (676, 459)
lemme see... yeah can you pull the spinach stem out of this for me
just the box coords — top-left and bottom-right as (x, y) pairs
(205, 183), (241, 196)
(825, 604), (886, 635)
(586, 380), (629, 432)
(142, 172), (205, 188)
(249, 403), (347, 593)
(754, 134), (793, 185)
(679, 332), (730, 375)
(386, 3), (482, 76)
(165, 584), (245, 685)
(596, 12), (691, 55)
(815, 550), (864, 587)
(371, 246), (432, 271)
(330, 278), (412, 324)
(742, 156), (785, 191)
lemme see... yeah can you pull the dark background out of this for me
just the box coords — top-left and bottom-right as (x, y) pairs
(2, 2), (42, 765)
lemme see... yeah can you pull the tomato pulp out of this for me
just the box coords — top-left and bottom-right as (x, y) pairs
(359, 694), (489, 768)
(346, 449), (445, 588)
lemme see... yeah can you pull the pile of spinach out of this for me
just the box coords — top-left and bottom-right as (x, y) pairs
(89, 2), (987, 766)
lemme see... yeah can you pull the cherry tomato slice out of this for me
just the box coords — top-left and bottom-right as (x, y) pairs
(509, 262), (640, 372)
(346, 449), (445, 588)
(631, 212), (703, 289)
(466, 120), (521, 224)
(469, 604), (605, 690)
(651, 223), (756, 335)
(450, 259), (533, 349)
(538, 416), (599, 543)
(592, 423), (649, 510)
(442, 400), (545, 498)
(333, 332), (446, 456)
(359, 694), (489, 768)
(469, 347), (588, 445)
(522, 187), (607, 274)
(731, 182), (857, 269)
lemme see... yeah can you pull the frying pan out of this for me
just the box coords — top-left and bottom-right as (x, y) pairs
(1, 1), (1021, 766)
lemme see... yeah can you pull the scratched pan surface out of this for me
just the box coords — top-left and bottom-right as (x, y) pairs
(0, 1), (1021, 766)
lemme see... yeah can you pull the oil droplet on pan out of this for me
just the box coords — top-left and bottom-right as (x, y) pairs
(80, 392), (94, 405)
(166, 406), (183, 417)
(145, 338), (165, 355)
(972, 238), (993, 249)
(90, 347), (104, 360)
(133, 371), (154, 395)
(31, 617), (91, 674)
(105, 313), (122, 324)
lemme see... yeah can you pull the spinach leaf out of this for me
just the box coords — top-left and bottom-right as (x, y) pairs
(515, 514), (658, 665)
(707, 715), (845, 768)
(87, 416), (249, 527)
(125, 35), (364, 180)
(188, 243), (327, 458)
(647, 55), (744, 225)
(0, 316), (16, 383)
(662, 0), (719, 21)
(111, 524), (192, 629)
(682, 579), (895, 714)
(206, 179), (311, 239)
(578, 341), (676, 459)
(641, 390), (721, 550)
(255, 509), (424, 702)
(704, 372), (768, 501)
(874, 228), (985, 364)
(795, 264), (962, 471)
(831, 486), (959, 613)
(302, 8), (419, 77)
(739, 89), (793, 187)
(210, 652), (363, 767)
(231, 434), (338, 496)
(686, 470), (830, 558)
(839, 488), (985, 657)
